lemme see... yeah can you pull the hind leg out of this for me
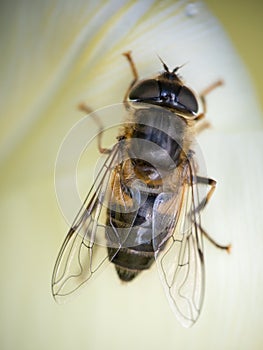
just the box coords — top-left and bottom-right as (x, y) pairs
(194, 175), (231, 253)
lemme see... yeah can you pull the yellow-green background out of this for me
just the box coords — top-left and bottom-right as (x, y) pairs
(205, 0), (263, 110)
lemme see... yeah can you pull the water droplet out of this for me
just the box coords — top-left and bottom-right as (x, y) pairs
(185, 2), (199, 17)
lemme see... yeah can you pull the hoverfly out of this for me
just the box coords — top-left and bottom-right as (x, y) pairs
(52, 51), (230, 328)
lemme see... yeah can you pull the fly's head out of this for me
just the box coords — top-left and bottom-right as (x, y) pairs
(128, 61), (199, 118)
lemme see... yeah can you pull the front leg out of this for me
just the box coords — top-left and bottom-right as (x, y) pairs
(122, 51), (139, 104)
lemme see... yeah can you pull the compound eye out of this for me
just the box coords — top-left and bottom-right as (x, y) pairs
(129, 79), (160, 101)
(177, 86), (198, 113)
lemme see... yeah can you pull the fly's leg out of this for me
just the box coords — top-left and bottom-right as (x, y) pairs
(199, 80), (224, 114)
(194, 176), (216, 211)
(78, 103), (111, 154)
(199, 225), (231, 252)
(194, 120), (211, 134)
(194, 175), (231, 253)
(194, 80), (224, 132)
(123, 51), (139, 104)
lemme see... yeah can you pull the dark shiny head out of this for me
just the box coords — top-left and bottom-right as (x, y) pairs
(128, 63), (199, 116)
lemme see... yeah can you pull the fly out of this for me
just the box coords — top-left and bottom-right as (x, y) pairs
(52, 51), (230, 328)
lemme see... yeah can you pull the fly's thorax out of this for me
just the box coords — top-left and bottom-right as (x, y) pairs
(121, 106), (192, 175)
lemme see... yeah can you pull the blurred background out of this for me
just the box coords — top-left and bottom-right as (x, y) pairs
(206, 0), (263, 110)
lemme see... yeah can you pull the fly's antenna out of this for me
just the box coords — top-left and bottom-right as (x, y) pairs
(157, 55), (170, 72)
(157, 54), (188, 75)
(172, 62), (188, 73)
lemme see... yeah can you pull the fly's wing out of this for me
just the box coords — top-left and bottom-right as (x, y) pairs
(152, 162), (204, 328)
(52, 143), (141, 303)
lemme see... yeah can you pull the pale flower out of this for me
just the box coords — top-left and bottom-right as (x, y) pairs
(0, 1), (262, 349)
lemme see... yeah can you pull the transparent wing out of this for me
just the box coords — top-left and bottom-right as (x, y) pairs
(52, 142), (141, 302)
(152, 161), (204, 328)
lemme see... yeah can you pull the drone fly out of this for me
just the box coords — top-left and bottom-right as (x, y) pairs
(52, 51), (230, 328)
